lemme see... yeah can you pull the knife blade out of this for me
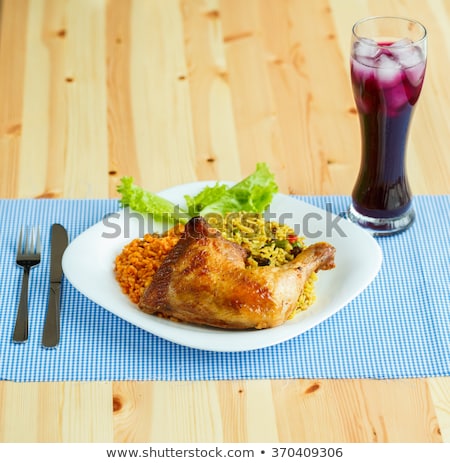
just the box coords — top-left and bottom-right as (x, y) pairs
(42, 223), (68, 348)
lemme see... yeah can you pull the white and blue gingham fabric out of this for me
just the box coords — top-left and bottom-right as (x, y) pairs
(0, 196), (448, 382)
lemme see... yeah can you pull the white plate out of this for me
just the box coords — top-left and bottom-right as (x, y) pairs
(62, 182), (382, 352)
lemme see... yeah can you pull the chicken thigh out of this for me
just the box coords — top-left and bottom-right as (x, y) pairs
(139, 216), (335, 329)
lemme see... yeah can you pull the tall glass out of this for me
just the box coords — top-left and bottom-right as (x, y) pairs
(347, 16), (427, 235)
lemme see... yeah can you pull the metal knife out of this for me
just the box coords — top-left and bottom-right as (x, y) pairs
(42, 224), (68, 348)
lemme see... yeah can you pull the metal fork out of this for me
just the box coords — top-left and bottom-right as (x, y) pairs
(12, 227), (41, 343)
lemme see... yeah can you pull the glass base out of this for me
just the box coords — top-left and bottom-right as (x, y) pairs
(346, 203), (415, 236)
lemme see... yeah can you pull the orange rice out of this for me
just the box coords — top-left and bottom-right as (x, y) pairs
(114, 227), (181, 304)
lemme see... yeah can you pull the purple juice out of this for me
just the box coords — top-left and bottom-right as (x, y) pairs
(350, 38), (426, 219)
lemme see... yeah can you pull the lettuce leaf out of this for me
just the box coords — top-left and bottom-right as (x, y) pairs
(117, 176), (187, 222)
(184, 183), (228, 216)
(197, 162), (278, 215)
(117, 162), (278, 219)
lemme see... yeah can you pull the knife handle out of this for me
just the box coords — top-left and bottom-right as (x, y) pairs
(42, 283), (61, 348)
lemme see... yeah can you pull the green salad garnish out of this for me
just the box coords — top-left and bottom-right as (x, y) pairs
(117, 162), (278, 222)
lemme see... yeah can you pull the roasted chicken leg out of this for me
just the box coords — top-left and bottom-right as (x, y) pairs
(139, 217), (335, 329)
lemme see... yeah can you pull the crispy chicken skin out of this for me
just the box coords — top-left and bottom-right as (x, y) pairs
(139, 217), (336, 330)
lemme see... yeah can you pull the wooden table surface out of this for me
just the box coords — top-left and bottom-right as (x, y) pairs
(1, 0), (449, 443)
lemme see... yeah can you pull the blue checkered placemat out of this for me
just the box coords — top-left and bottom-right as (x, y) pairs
(0, 196), (448, 381)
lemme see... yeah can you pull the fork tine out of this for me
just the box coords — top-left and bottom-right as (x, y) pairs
(26, 227), (38, 255)
(17, 227), (24, 255)
(30, 227), (35, 254)
(25, 227), (33, 254)
(35, 226), (41, 255)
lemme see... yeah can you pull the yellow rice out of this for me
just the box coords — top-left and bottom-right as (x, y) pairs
(210, 213), (317, 314)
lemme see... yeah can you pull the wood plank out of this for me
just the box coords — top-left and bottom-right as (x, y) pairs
(17, 0), (49, 198)
(0, 0), (29, 198)
(180, 0), (242, 182)
(217, 379), (279, 442)
(110, 379), (444, 442)
(129, 0), (197, 192)
(61, 0), (109, 198)
(261, 0), (359, 195)
(220, 0), (285, 183)
(106, 0), (141, 196)
(428, 377), (450, 443)
(272, 379), (442, 443)
(0, 379), (447, 443)
(113, 381), (224, 442)
(0, 381), (113, 442)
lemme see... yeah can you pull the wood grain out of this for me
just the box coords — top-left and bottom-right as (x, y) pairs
(0, 0), (28, 198)
(0, 0), (449, 443)
(110, 379), (443, 443)
(0, 381), (113, 442)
